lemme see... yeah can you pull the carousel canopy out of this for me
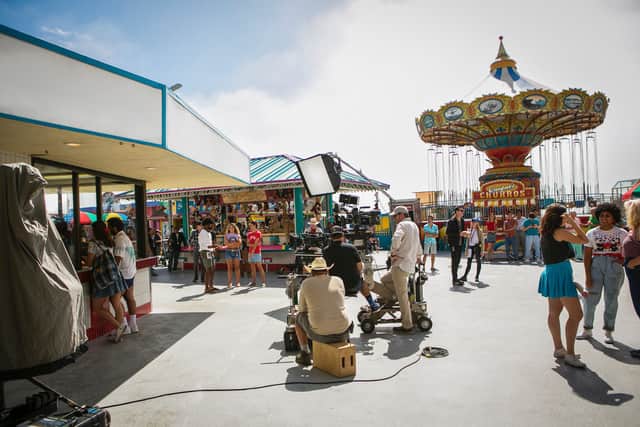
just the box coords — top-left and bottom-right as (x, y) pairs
(416, 37), (609, 149)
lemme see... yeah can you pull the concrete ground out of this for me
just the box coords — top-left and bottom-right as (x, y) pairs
(6, 252), (640, 426)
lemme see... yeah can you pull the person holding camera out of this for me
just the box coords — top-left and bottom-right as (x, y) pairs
(381, 206), (422, 333)
(323, 226), (381, 311)
(294, 257), (352, 366)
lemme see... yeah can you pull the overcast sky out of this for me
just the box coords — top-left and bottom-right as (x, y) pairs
(2, 0), (639, 208)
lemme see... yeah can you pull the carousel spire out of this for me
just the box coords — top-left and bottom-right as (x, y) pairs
(490, 36), (517, 74)
(495, 35), (510, 60)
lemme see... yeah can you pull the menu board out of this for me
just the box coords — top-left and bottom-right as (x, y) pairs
(221, 189), (267, 203)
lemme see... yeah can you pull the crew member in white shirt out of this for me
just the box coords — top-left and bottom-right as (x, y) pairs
(380, 206), (423, 332)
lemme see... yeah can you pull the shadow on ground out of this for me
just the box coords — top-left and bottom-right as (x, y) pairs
(4, 312), (213, 407)
(588, 339), (640, 365)
(552, 363), (634, 406)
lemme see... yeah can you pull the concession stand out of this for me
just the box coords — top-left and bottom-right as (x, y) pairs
(143, 154), (390, 270)
(0, 25), (250, 338)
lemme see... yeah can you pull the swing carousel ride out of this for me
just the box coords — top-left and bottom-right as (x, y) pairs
(416, 37), (608, 209)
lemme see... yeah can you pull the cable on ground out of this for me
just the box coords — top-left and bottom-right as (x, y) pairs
(101, 346), (448, 409)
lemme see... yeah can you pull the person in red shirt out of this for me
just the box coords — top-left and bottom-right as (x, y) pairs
(484, 212), (497, 262)
(247, 221), (267, 287)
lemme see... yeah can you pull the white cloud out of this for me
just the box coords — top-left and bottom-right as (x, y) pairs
(189, 0), (640, 208)
(39, 20), (135, 63)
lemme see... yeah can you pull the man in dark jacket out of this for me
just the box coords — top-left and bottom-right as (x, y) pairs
(447, 206), (466, 286)
(168, 226), (187, 272)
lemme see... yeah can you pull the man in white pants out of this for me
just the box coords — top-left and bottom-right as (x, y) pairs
(379, 206), (423, 333)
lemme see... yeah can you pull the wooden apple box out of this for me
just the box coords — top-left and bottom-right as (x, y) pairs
(312, 341), (356, 377)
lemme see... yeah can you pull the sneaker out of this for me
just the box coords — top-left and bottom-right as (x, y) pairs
(295, 351), (312, 366)
(553, 348), (567, 359)
(129, 323), (139, 334)
(604, 331), (614, 344)
(236, 282), (241, 288)
(564, 354), (586, 368)
(261, 283), (267, 288)
(431, 267), (438, 272)
(247, 281), (257, 287)
(576, 329), (592, 340)
(113, 323), (127, 343)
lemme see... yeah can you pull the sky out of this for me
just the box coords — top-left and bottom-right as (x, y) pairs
(2, 0), (639, 210)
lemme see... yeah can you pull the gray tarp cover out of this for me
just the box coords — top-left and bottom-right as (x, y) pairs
(0, 163), (86, 371)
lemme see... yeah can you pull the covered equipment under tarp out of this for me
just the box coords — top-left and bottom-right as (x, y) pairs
(0, 163), (86, 373)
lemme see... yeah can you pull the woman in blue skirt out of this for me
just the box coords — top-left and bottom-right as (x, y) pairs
(539, 204), (589, 368)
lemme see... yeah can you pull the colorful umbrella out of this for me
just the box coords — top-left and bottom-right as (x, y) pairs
(102, 212), (129, 222)
(622, 180), (640, 201)
(63, 211), (97, 225)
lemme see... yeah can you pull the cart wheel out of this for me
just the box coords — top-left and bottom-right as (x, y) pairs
(417, 316), (433, 332)
(357, 310), (367, 323)
(360, 318), (375, 334)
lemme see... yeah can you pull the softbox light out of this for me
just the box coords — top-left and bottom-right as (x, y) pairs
(295, 154), (341, 197)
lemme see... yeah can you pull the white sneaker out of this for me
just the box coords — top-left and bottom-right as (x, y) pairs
(553, 348), (567, 358)
(129, 323), (139, 334)
(113, 323), (127, 343)
(604, 331), (614, 344)
(109, 324), (131, 337)
(564, 354), (586, 368)
(261, 283), (267, 288)
(576, 329), (592, 340)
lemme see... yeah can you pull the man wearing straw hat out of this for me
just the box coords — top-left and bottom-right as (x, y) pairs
(294, 257), (352, 366)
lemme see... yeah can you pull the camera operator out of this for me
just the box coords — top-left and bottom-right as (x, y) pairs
(323, 226), (381, 311)
(294, 257), (352, 366)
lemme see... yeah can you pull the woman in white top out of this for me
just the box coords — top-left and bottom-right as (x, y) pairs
(460, 219), (484, 283)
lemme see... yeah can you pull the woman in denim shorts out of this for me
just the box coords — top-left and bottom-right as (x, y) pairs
(224, 223), (242, 288)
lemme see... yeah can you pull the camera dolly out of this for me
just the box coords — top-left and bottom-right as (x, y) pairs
(357, 263), (433, 334)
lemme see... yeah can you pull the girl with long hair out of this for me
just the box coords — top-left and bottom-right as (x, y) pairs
(461, 219), (483, 283)
(87, 221), (127, 342)
(623, 200), (640, 358)
(538, 204), (589, 368)
(224, 223), (242, 288)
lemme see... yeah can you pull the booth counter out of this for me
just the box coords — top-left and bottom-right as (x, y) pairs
(77, 257), (156, 340)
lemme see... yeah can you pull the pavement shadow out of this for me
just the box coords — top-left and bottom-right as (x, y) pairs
(588, 339), (640, 365)
(230, 286), (262, 296)
(355, 330), (430, 360)
(284, 365), (351, 392)
(449, 285), (475, 293)
(552, 363), (634, 406)
(473, 281), (491, 289)
(4, 312), (213, 407)
(264, 306), (289, 324)
(176, 291), (208, 302)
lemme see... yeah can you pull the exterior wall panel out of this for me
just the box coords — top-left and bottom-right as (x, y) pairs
(0, 33), (162, 145)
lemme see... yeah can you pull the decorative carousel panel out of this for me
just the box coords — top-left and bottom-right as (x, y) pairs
(558, 88), (589, 112)
(590, 92), (609, 115)
(471, 94), (512, 117)
(438, 102), (469, 123)
(513, 89), (556, 113)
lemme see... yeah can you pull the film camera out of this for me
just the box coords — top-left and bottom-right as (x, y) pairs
(334, 204), (380, 255)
